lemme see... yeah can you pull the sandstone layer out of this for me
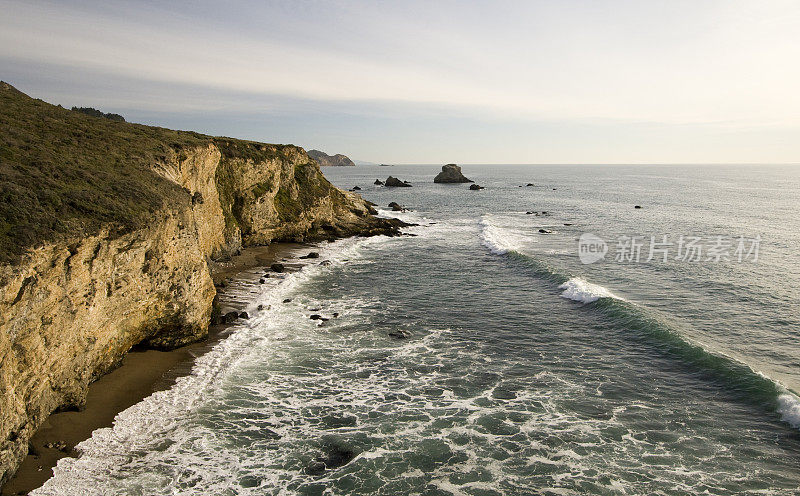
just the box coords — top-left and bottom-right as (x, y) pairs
(0, 84), (403, 486)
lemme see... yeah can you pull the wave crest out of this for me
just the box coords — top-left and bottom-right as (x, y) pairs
(558, 278), (621, 303)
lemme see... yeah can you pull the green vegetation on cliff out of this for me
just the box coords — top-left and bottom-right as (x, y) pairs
(0, 82), (206, 264)
(0, 83), (342, 265)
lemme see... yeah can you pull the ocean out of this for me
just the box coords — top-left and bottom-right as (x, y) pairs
(35, 164), (800, 495)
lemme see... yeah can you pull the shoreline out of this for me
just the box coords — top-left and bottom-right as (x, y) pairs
(1, 242), (311, 496)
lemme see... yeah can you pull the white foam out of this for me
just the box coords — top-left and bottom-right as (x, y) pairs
(478, 215), (531, 255)
(776, 393), (800, 429)
(31, 234), (395, 496)
(558, 277), (621, 303)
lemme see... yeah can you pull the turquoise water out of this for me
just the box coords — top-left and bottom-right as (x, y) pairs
(36, 165), (800, 495)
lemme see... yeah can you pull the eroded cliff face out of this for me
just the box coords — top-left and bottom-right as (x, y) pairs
(0, 141), (398, 485)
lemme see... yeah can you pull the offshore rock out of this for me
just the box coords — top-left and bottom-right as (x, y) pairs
(434, 164), (473, 183)
(385, 176), (411, 187)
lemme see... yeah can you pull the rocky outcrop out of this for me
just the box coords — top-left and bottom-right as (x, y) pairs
(434, 164), (473, 183)
(307, 149), (355, 167)
(0, 87), (405, 486)
(385, 176), (411, 187)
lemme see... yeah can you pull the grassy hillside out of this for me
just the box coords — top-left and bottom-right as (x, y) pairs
(0, 83), (210, 264)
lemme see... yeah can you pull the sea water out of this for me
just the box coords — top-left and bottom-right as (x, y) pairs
(35, 164), (800, 495)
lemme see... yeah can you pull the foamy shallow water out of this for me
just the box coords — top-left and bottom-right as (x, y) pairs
(36, 165), (800, 495)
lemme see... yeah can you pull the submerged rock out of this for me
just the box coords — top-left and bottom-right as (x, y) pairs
(434, 164), (473, 183)
(300, 252), (320, 259)
(634, 205), (642, 209)
(526, 183), (535, 187)
(385, 176), (411, 187)
(388, 329), (412, 339)
(538, 229), (553, 234)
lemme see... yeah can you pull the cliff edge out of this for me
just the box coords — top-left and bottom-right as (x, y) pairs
(0, 83), (403, 485)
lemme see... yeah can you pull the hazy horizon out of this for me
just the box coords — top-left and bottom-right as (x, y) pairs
(2, 0), (799, 164)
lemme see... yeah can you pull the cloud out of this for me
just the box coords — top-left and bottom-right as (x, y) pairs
(3, 0), (800, 126)
(2, 0), (799, 162)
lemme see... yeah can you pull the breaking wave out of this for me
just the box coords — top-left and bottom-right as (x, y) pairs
(480, 218), (800, 432)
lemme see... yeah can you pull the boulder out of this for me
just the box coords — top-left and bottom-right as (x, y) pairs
(434, 164), (473, 183)
(385, 176), (411, 187)
(526, 183), (535, 187)
(538, 229), (552, 234)
(239, 311), (249, 320)
(223, 311), (240, 323)
(310, 314), (329, 321)
(283, 298), (292, 303)
(388, 201), (404, 212)
(634, 205), (642, 209)
(351, 186), (361, 191)
(271, 263), (285, 273)
(374, 179), (384, 185)
(300, 252), (320, 259)
(469, 184), (484, 190)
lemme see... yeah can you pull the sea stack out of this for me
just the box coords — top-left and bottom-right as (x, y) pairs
(434, 164), (473, 183)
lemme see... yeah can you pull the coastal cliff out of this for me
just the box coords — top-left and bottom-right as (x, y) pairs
(0, 83), (402, 486)
(307, 149), (355, 167)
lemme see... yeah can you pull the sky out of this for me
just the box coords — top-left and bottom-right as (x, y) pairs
(1, 0), (799, 164)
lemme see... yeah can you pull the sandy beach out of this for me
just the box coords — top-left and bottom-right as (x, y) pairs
(1, 243), (309, 496)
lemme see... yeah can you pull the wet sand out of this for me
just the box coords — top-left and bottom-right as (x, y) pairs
(1, 242), (311, 495)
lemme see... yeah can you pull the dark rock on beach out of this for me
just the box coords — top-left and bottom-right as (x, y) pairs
(385, 176), (411, 187)
(434, 164), (473, 183)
